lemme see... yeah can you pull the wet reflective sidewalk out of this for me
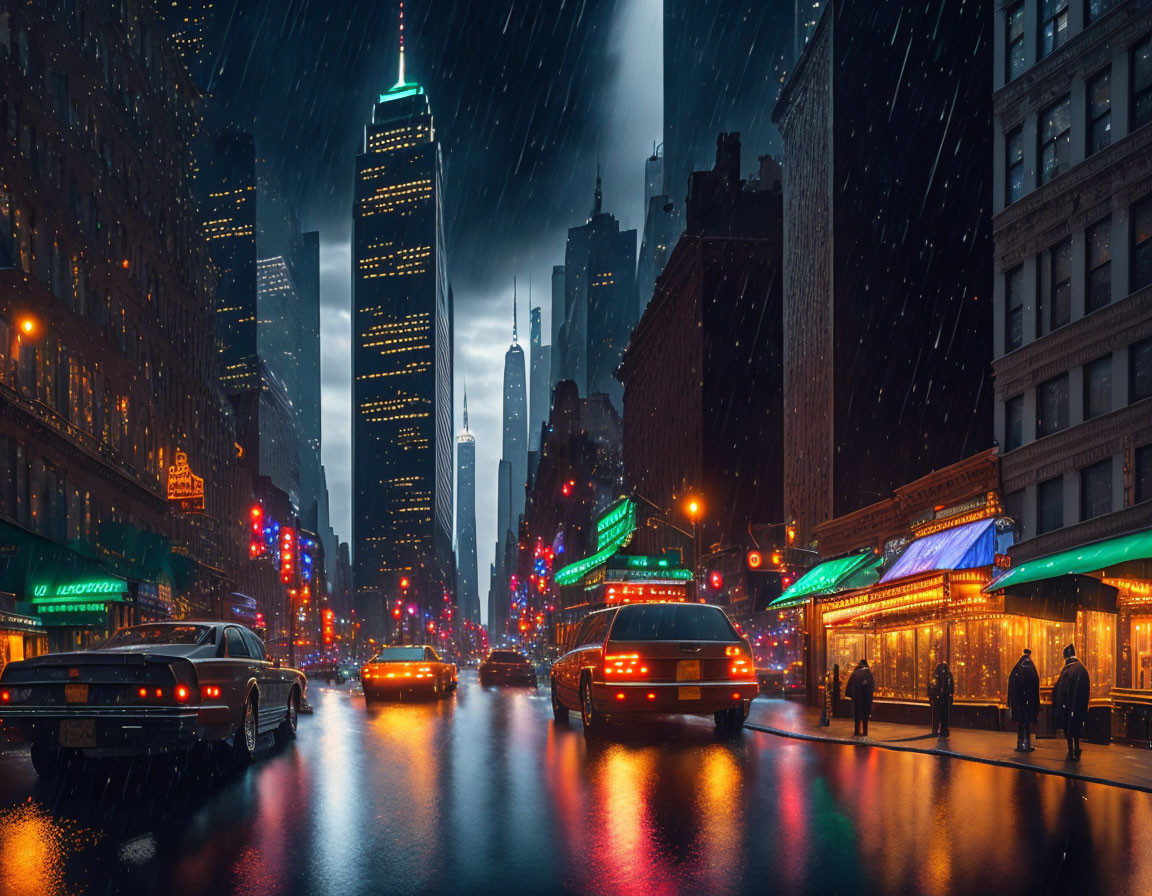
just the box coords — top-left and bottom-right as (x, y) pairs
(0, 675), (1150, 895)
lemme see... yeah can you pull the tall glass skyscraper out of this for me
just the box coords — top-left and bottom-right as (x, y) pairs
(352, 33), (453, 631)
(455, 393), (479, 626)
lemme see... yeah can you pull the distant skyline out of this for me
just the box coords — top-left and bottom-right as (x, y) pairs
(203, 1), (665, 616)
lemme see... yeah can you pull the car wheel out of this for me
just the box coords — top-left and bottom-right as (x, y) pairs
(579, 674), (602, 735)
(234, 692), (259, 764)
(551, 676), (569, 724)
(30, 739), (80, 779)
(275, 688), (300, 746)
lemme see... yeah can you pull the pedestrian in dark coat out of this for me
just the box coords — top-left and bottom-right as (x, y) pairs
(1052, 644), (1091, 761)
(845, 659), (875, 737)
(1007, 648), (1040, 752)
(928, 662), (954, 737)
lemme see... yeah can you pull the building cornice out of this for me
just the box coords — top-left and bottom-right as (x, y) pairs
(994, 286), (1152, 396)
(993, 125), (1152, 269)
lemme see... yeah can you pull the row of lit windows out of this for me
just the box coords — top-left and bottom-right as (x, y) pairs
(358, 410), (431, 423)
(355, 361), (431, 380)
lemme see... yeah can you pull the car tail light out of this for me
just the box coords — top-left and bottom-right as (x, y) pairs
(647, 692), (656, 700)
(174, 686), (191, 703)
(203, 686), (221, 699)
(729, 657), (755, 680)
(725, 645), (748, 657)
(0, 690), (9, 702)
(604, 654), (648, 677)
(137, 687), (148, 699)
(615, 692), (626, 701)
(732, 692), (741, 700)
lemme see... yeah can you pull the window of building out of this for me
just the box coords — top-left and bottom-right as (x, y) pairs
(1037, 373), (1069, 436)
(1133, 34), (1152, 131)
(1044, 238), (1072, 330)
(1080, 458), (1112, 520)
(1039, 96), (1072, 185)
(1005, 265), (1024, 351)
(1083, 355), (1112, 420)
(1134, 195), (1152, 293)
(1038, 476), (1065, 534)
(1039, 0), (1069, 59)
(1137, 445), (1152, 503)
(1088, 0), (1123, 23)
(1006, 126), (1025, 205)
(1086, 217), (1111, 313)
(1087, 69), (1111, 155)
(1005, 395), (1024, 451)
(1007, 3), (1026, 80)
(1132, 337), (1152, 403)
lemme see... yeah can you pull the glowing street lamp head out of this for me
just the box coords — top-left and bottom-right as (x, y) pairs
(685, 497), (703, 520)
(17, 316), (37, 337)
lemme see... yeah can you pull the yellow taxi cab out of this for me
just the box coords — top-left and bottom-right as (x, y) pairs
(361, 645), (457, 701)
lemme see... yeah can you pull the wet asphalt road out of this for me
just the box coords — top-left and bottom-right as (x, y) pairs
(0, 672), (1149, 896)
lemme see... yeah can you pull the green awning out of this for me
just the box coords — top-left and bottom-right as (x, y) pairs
(771, 552), (882, 607)
(985, 528), (1152, 593)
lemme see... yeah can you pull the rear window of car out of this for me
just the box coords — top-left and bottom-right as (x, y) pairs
(99, 625), (211, 648)
(371, 647), (425, 662)
(607, 605), (739, 642)
(489, 651), (526, 663)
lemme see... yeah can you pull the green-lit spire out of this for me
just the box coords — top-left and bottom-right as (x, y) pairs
(379, 1), (425, 103)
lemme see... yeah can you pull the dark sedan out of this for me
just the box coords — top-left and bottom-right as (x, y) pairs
(0, 621), (306, 777)
(478, 650), (538, 687)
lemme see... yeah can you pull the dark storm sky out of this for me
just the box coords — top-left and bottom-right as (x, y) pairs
(202, 0), (663, 589)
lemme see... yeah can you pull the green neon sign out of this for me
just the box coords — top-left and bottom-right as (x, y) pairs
(621, 556), (672, 569)
(555, 499), (638, 586)
(31, 579), (128, 602)
(379, 82), (425, 104)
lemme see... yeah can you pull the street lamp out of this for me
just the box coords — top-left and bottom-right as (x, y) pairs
(682, 495), (704, 589)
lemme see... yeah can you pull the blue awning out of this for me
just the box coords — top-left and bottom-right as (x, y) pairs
(879, 518), (996, 584)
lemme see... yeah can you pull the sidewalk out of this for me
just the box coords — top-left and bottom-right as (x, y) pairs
(746, 698), (1152, 793)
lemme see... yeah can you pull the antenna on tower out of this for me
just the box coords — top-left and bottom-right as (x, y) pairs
(512, 277), (518, 344)
(462, 373), (469, 432)
(397, 0), (406, 85)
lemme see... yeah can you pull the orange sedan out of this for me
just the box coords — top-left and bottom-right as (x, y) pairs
(550, 602), (758, 735)
(361, 646), (457, 701)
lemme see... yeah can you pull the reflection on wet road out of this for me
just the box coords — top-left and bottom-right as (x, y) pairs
(0, 673), (1150, 895)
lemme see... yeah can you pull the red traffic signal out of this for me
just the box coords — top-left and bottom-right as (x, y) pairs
(709, 571), (723, 590)
(747, 551), (763, 570)
(399, 577), (410, 590)
(561, 479), (575, 496)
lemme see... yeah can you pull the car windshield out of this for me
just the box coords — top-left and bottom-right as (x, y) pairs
(608, 604), (739, 642)
(488, 651), (525, 663)
(98, 624), (212, 648)
(370, 647), (425, 662)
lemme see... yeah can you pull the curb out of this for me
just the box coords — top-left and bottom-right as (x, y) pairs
(744, 722), (1152, 795)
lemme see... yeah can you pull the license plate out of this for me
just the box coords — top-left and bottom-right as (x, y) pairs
(678, 686), (701, 701)
(59, 718), (97, 748)
(676, 660), (699, 681)
(64, 684), (89, 704)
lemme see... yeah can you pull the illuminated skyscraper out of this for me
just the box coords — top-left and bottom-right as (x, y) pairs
(195, 130), (259, 393)
(455, 392), (479, 626)
(352, 10), (453, 631)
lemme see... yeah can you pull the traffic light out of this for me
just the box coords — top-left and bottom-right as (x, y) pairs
(249, 505), (265, 557)
(280, 527), (296, 584)
(709, 570), (724, 590)
(786, 523), (797, 545)
(770, 551), (783, 567)
(747, 550), (763, 570)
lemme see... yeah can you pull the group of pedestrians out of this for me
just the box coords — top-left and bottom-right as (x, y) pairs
(840, 643), (1092, 761)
